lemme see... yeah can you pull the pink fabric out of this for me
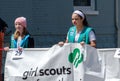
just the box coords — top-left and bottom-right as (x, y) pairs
(14, 17), (27, 28)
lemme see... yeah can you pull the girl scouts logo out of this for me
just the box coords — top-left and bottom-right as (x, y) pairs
(68, 48), (84, 68)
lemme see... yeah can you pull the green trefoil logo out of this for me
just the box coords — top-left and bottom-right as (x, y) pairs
(68, 48), (84, 68)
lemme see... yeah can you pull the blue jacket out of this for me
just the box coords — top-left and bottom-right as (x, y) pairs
(10, 34), (34, 48)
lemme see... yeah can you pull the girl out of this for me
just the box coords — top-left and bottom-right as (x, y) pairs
(59, 10), (96, 47)
(4, 17), (34, 51)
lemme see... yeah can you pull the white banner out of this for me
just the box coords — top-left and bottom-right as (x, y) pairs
(4, 43), (102, 81)
(98, 48), (120, 81)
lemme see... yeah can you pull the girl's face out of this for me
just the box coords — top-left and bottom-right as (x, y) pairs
(72, 13), (83, 27)
(15, 22), (24, 33)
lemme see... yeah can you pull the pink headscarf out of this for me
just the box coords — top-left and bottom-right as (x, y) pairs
(14, 17), (27, 28)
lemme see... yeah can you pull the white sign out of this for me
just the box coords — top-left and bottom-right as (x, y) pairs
(4, 43), (101, 81)
(114, 49), (120, 58)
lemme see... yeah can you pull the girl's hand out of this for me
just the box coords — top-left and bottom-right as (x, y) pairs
(4, 47), (9, 51)
(80, 41), (85, 46)
(18, 47), (23, 52)
(58, 41), (64, 46)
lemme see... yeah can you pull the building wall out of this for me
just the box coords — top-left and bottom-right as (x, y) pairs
(86, 0), (117, 48)
(0, 0), (73, 48)
(116, 0), (120, 47)
(1, 0), (118, 48)
(0, 0), (118, 48)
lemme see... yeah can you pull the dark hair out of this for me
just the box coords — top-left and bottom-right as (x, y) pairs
(0, 18), (8, 32)
(78, 10), (89, 27)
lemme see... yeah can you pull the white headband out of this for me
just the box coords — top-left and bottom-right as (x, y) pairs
(73, 10), (85, 19)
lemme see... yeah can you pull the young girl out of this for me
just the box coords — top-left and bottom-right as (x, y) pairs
(4, 17), (34, 51)
(59, 10), (96, 47)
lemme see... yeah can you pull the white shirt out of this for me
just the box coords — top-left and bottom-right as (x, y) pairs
(17, 36), (22, 48)
(67, 30), (96, 43)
